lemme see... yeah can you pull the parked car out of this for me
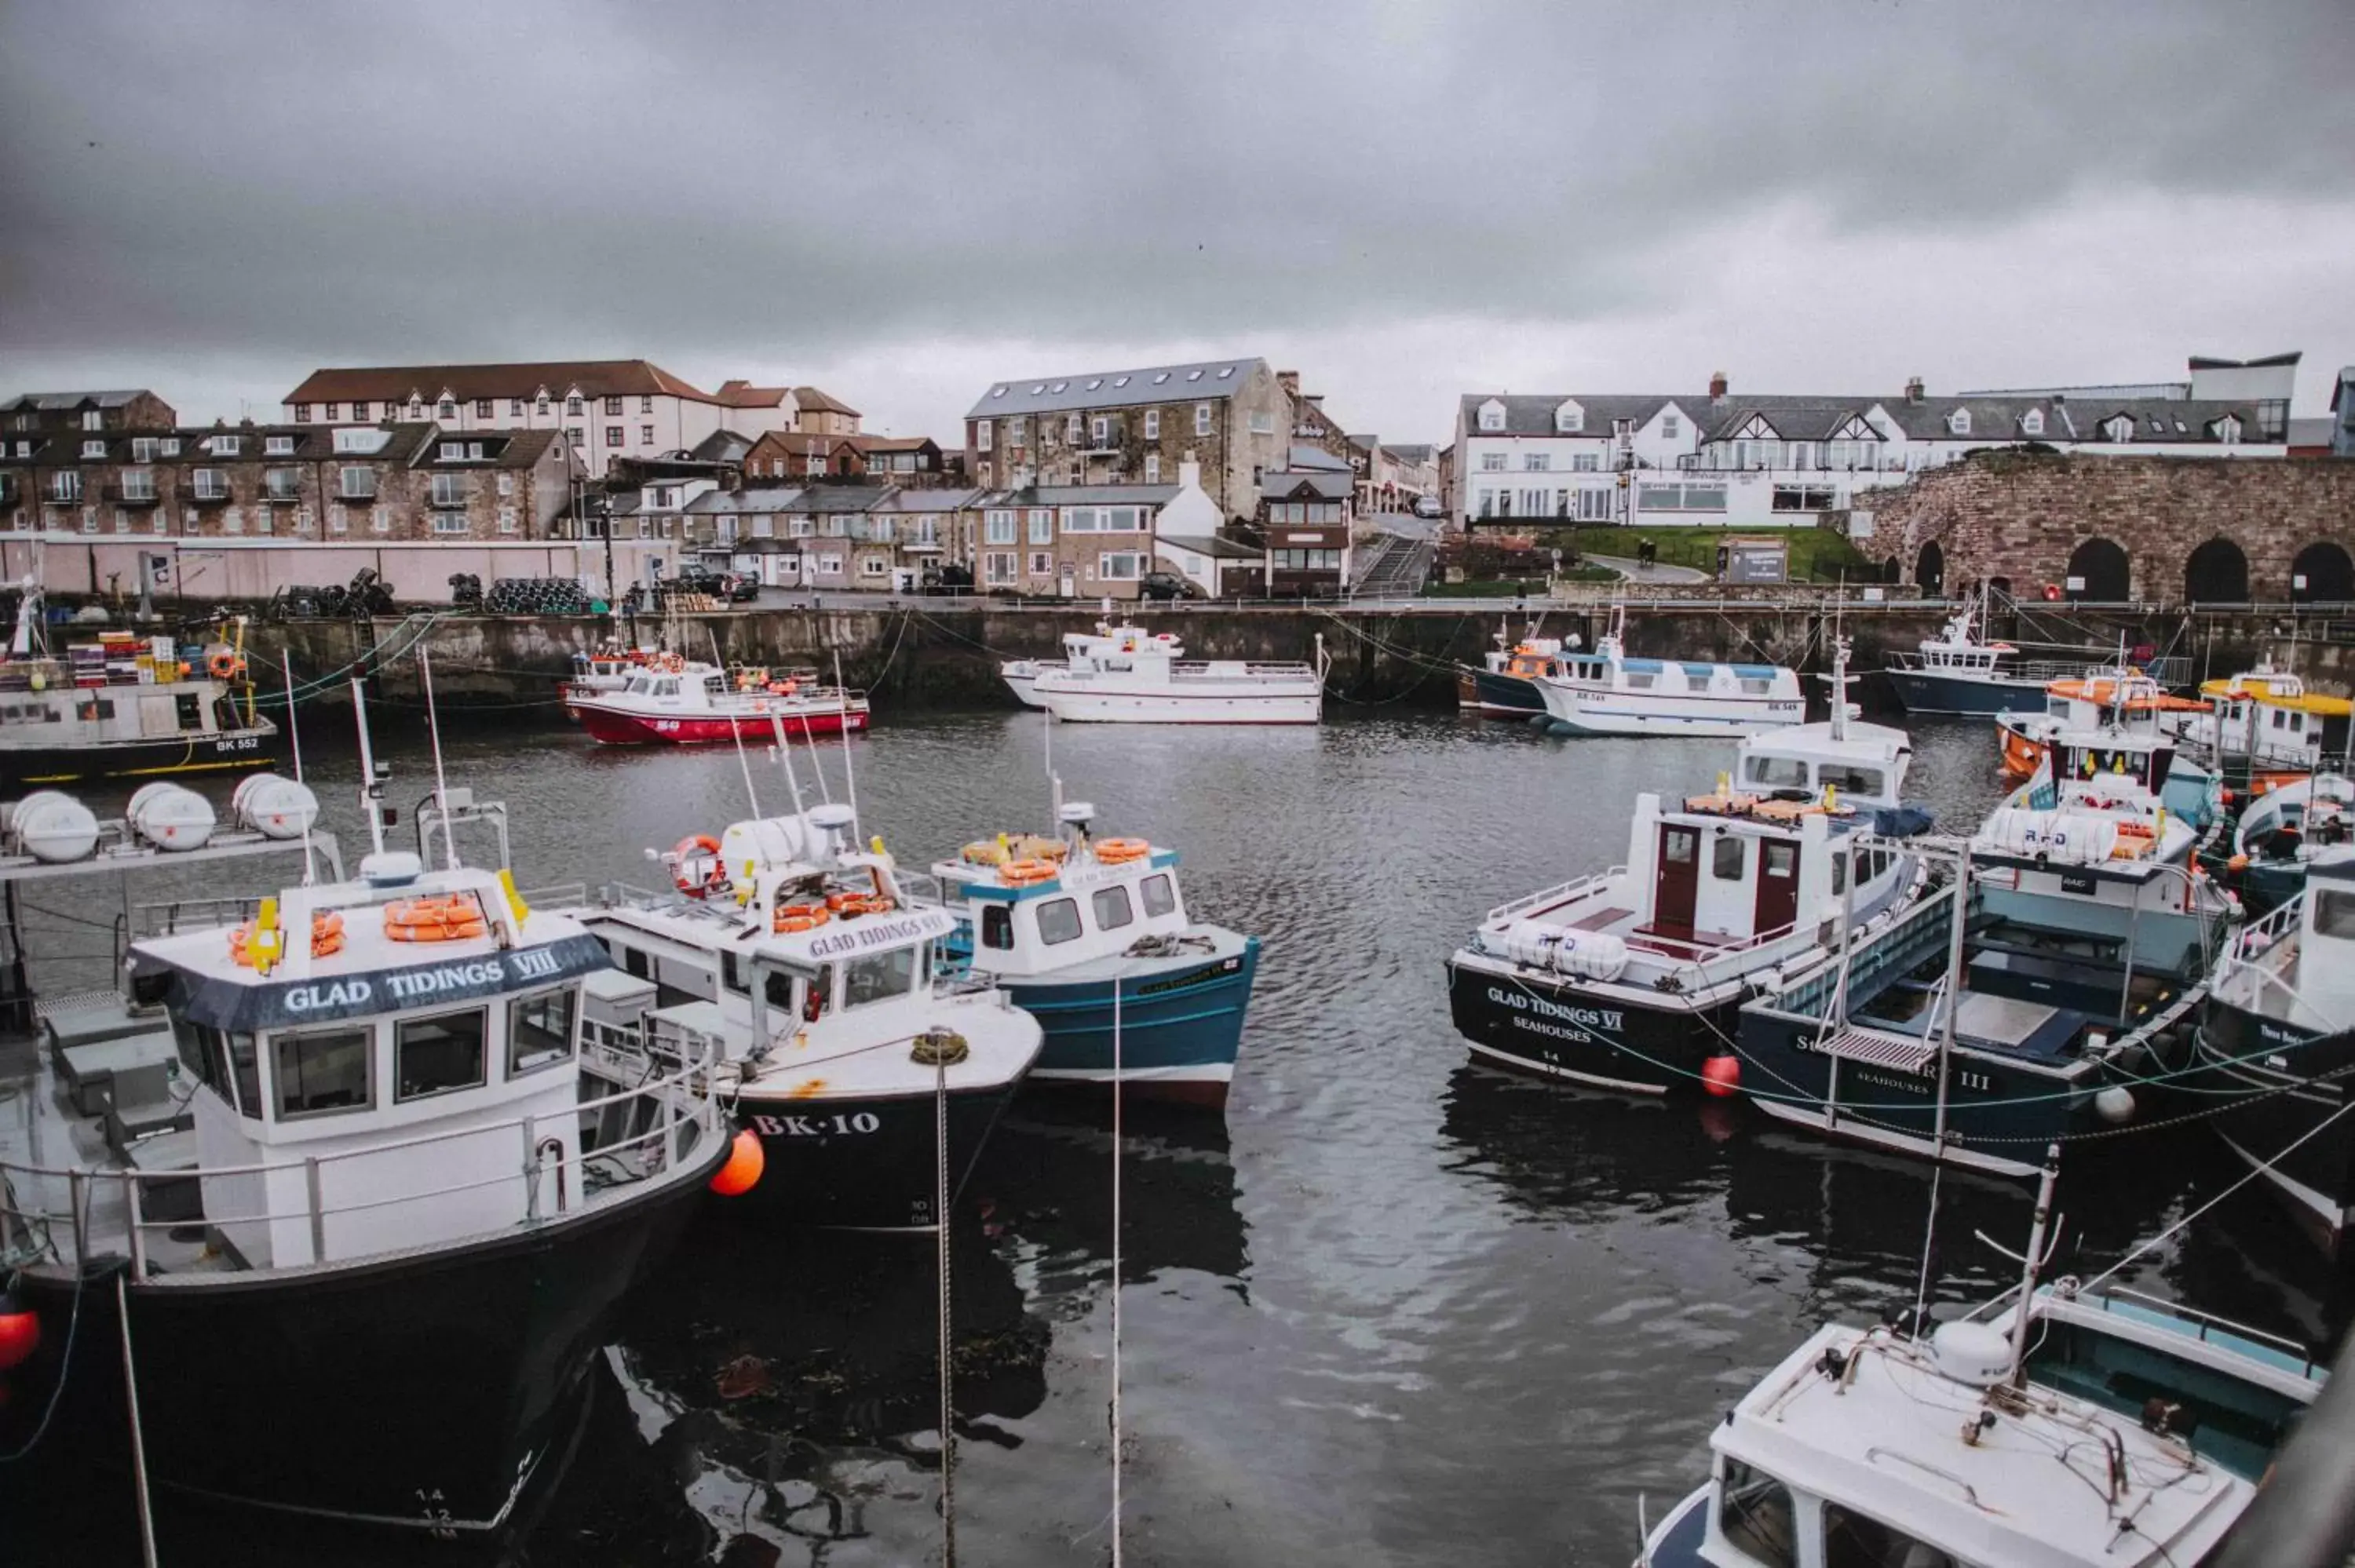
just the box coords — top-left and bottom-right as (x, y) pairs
(1412, 495), (1444, 520)
(725, 572), (761, 603)
(919, 564), (975, 596)
(1137, 570), (1202, 602)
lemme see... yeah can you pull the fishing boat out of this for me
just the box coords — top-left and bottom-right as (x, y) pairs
(922, 800), (1259, 1107)
(1001, 622), (1184, 710)
(1638, 1154), (2324, 1568)
(1882, 586), (2120, 717)
(1448, 644), (1930, 1094)
(569, 654), (869, 745)
(1531, 605), (1803, 738)
(1029, 634), (1326, 724)
(0, 587), (280, 786)
(2162, 659), (2350, 801)
(1455, 618), (1575, 717)
(2188, 850), (2355, 1251)
(1997, 669), (2221, 828)
(0, 720), (727, 1538)
(2218, 773), (2355, 917)
(557, 640), (663, 719)
(560, 801), (1042, 1231)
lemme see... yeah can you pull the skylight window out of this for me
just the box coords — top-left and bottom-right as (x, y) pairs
(1051, 382), (1067, 392)
(1114, 376), (1130, 387)
(1217, 366), (1234, 378)
(2174, 419), (2187, 433)
(1152, 373), (1170, 385)
(1029, 384), (1045, 395)
(1186, 370), (1203, 381)
(991, 386), (1006, 398)
(1087, 379), (1103, 390)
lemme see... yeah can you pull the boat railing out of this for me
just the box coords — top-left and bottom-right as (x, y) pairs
(2070, 1285), (2324, 1378)
(130, 894), (273, 939)
(1753, 883), (1958, 1020)
(2213, 894), (2315, 1019)
(1483, 867), (1627, 924)
(518, 881), (590, 910)
(0, 1045), (723, 1281)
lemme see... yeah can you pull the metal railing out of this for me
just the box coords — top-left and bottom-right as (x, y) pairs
(0, 1046), (720, 1280)
(1482, 866), (1628, 924)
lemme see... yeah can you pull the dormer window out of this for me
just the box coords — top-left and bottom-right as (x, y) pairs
(265, 435), (296, 455)
(211, 434), (242, 457)
(2105, 416), (2134, 443)
(2021, 409), (2043, 436)
(1947, 408), (1971, 436)
(1477, 399), (1506, 432)
(2216, 415), (2241, 444)
(1554, 400), (1584, 433)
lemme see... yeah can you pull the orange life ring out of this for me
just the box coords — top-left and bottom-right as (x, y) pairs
(384, 895), (488, 943)
(999, 859), (1057, 886)
(660, 652), (686, 674)
(672, 834), (725, 895)
(774, 903), (833, 933)
(228, 910), (346, 965)
(207, 649), (245, 680)
(830, 893), (896, 917)
(1095, 837), (1149, 864)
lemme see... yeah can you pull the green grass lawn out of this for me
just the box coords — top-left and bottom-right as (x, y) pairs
(1548, 525), (1877, 582)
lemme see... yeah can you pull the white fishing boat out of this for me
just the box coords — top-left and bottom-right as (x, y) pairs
(1449, 641), (1929, 1094)
(570, 655), (869, 746)
(1030, 634), (1327, 724)
(2161, 658), (2350, 793)
(557, 800), (1042, 1231)
(1638, 1154), (2324, 1568)
(1532, 606), (1804, 738)
(1001, 622), (1185, 709)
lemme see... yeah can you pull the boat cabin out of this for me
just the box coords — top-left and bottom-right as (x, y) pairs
(931, 808), (1188, 979)
(128, 863), (619, 1271)
(1732, 728), (1909, 811)
(1627, 793), (1899, 947)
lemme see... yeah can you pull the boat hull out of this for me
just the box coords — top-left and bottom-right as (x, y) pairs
(727, 1075), (1024, 1231)
(1884, 667), (2050, 717)
(1006, 936), (1259, 1107)
(1536, 684), (1806, 738)
(1468, 668), (1546, 717)
(2193, 1002), (2355, 1249)
(1000, 663), (1049, 710)
(0, 726), (283, 788)
(0, 1129), (725, 1537)
(1035, 681), (1323, 725)
(574, 702), (868, 746)
(1444, 953), (1738, 1095)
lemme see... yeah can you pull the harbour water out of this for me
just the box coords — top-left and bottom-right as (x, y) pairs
(13, 708), (2352, 1566)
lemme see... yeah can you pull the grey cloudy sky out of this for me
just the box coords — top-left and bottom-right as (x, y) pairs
(4, 1), (2351, 442)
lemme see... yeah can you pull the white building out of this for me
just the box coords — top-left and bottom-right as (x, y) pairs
(281, 360), (798, 480)
(1451, 358), (2297, 532)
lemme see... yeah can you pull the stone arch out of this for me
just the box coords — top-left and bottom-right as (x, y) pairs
(2065, 538), (2130, 602)
(2183, 537), (2250, 603)
(1915, 540), (1944, 596)
(2292, 542), (2355, 603)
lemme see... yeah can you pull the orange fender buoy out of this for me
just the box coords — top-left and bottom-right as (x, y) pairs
(710, 1129), (765, 1197)
(1700, 1055), (1742, 1098)
(0, 1289), (38, 1373)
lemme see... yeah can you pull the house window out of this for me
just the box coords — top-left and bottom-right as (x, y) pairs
(976, 419), (992, 452)
(604, 426), (623, 447)
(1556, 407), (1583, 432)
(1007, 417), (1027, 447)
(433, 512), (469, 535)
(604, 396), (623, 416)
(1478, 404), (1504, 432)
(471, 399), (491, 418)
(1145, 454), (1161, 483)
(211, 435), (242, 458)
(859, 556), (888, 578)
(80, 439), (105, 459)
(1098, 551), (1143, 581)
(536, 396), (550, 414)
(789, 518), (815, 537)
(1066, 414), (1083, 443)
(2105, 417), (2133, 443)
(985, 510), (1016, 545)
(79, 509), (97, 535)
(264, 435), (296, 456)
(1249, 411), (1274, 435)
(328, 505), (348, 534)
(265, 467), (301, 500)
(1524, 452), (1549, 471)
(1772, 485), (1838, 512)
(1028, 551), (1051, 575)
(430, 472), (465, 506)
(407, 400), (424, 419)
(498, 507), (517, 534)
(294, 405), (311, 423)
(1662, 413), (1679, 439)
(1194, 403), (1211, 437)
(371, 506), (390, 534)
(192, 470), (229, 501)
(640, 396), (653, 414)
(349, 401), (367, 420)
(1572, 454), (1598, 472)
(496, 473), (514, 496)
(1028, 509), (1053, 545)
(983, 550), (1017, 583)
(509, 399), (524, 416)
(1948, 408), (1971, 436)
(565, 395), (582, 415)
(130, 437), (158, 462)
(340, 467), (376, 499)
(120, 468), (155, 501)
(641, 425), (654, 446)
(1144, 409), (1160, 439)
(1481, 452), (1506, 472)
(1091, 416), (1111, 444)
(82, 410), (104, 431)
(566, 427), (582, 446)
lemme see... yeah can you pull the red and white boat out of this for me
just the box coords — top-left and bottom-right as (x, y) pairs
(572, 655), (871, 745)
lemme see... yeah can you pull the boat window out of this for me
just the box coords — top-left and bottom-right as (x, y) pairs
(618, 944), (649, 980)
(396, 1008), (488, 1101)
(1745, 755), (1809, 789)
(1036, 897), (1083, 945)
(1712, 835), (1746, 881)
(1663, 829), (1696, 865)
(842, 946), (919, 1008)
(75, 698), (117, 723)
(2315, 890), (2355, 939)
(1716, 1458), (1798, 1568)
(2046, 695), (2071, 717)
(274, 1026), (374, 1118)
(981, 905), (1015, 950)
(176, 692), (203, 731)
(1818, 764), (1884, 798)
(228, 1030), (262, 1118)
(1140, 873), (1178, 917)
(1092, 885), (1135, 930)
(1824, 1503), (1955, 1568)
(1625, 672), (1656, 689)
(626, 676), (651, 695)
(1831, 849), (1847, 895)
(1739, 677), (1773, 695)
(508, 987), (577, 1075)
(655, 678), (680, 697)
(721, 950), (749, 994)
(1764, 843), (1797, 880)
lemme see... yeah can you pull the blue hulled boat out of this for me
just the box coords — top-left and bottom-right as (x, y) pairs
(926, 803), (1258, 1107)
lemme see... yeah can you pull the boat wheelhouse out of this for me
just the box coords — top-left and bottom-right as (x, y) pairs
(2162, 660), (2350, 798)
(1531, 606), (1803, 738)
(559, 804), (1041, 1231)
(0, 773), (725, 1537)
(2189, 849), (2355, 1249)
(1029, 635), (1326, 725)
(0, 590), (280, 786)
(1455, 618), (1575, 717)
(2225, 772), (2355, 917)
(1638, 1273), (2320, 1568)
(923, 802), (1260, 1107)
(1002, 622), (1184, 710)
(570, 656), (869, 746)
(1882, 589), (2125, 717)
(1448, 657), (1927, 1094)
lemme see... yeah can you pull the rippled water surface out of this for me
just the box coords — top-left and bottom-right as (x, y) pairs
(20, 708), (2355, 1566)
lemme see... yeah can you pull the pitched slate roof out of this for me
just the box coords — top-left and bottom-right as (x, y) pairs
(2, 390), (156, 412)
(1261, 470), (1354, 501)
(1287, 444), (1352, 472)
(285, 359), (713, 406)
(714, 380), (794, 408)
(687, 486), (805, 515)
(692, 429), (757, 462)
(1464, 389), (2273, 446)
(1459, 393), (1692, 436)
(790, 385), (861, 417)
(1384, 443), (1436, 464)
(876, 487), (984, 512)
(1158, 533), (1263, 560)
(968, 359), (1268, 419)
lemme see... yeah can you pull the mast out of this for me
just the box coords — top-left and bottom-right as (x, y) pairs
(349, 676), (388, 859)
(2006, 1144), (2064, 1386)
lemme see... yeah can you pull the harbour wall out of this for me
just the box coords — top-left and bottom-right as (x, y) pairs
(242, 600), (2350, 715)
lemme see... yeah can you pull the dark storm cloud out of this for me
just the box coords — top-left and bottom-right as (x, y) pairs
(1, 0), (2349, 375)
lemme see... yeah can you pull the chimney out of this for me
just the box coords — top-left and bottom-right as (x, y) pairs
(1179, 456), (1202, 491)
(1904, 377), (1925, 403)
(1276, 370), (1300, 396)
(1708, 371), (1728, 403)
